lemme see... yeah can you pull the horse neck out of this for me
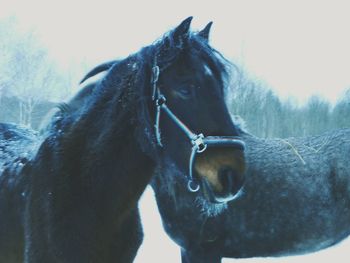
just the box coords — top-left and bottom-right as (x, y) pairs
(38, 83), (156, 220)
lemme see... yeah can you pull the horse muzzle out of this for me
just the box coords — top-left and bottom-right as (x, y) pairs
(193, 138), (245, 203)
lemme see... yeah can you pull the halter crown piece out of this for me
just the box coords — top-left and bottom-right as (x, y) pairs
(151, 63), (245, 193)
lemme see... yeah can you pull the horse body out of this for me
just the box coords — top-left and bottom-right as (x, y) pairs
(152, 128), (350, 262)
(1, 63), (154, 261)
(0, 123), (38, 262)
(0, 17), (246, 262)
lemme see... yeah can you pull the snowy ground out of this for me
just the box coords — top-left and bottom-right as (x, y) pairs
(135, 186), (350, 263)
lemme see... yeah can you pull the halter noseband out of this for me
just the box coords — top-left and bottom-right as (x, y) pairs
(151, 65), (245, 192)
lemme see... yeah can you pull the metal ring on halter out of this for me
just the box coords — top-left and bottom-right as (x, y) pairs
(187, 145), (200, 192)
(187, 180), (200, 192)
(156, 95), (166, 106)
(197, 143), (207, 153)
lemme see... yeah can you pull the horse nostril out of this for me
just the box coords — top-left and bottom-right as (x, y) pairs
(218, 167), (234, 192)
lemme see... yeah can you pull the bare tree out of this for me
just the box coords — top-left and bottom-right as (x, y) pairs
(0, 18), (72, 128)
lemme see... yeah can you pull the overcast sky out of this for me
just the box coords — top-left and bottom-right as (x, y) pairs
(1, 0), (350, 105)
(1, 0), (349, 262)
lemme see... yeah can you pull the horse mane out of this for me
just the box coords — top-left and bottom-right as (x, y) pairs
(79, 28), (233, 100)
(154, 29), (232, 96)
(44, 26), (234, 160)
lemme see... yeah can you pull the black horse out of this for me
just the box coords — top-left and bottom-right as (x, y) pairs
(0, 17), (245, 262)
(152, 123), (350, 262)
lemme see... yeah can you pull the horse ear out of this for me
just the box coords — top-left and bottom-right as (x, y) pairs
(172, 16), (193, 46)
(198, 21), (213, 42)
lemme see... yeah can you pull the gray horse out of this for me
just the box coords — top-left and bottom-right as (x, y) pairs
(151, 127), (350, 263)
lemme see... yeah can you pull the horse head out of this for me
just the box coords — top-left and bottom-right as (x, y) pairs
(77, 17), (246, 204)
(153, 17), (245, 203)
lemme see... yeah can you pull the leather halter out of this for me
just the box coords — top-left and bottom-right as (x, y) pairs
(151, 65), (245, 192)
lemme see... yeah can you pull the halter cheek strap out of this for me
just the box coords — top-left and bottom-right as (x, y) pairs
(154, 95), (208, 192)
(151, 65), (245, 193)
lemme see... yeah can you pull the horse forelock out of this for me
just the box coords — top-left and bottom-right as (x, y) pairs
(153, 31), (232, 99)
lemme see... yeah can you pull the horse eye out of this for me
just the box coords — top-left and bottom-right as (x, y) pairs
(177, 86), (193, 99)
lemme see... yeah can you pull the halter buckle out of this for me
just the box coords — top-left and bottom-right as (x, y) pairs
(192, 133), (207, 153)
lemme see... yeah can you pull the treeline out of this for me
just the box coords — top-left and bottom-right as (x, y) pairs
(229, 69), (350, 138)
(1, 18), (349, 137)
(0, 96), (55, 130)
